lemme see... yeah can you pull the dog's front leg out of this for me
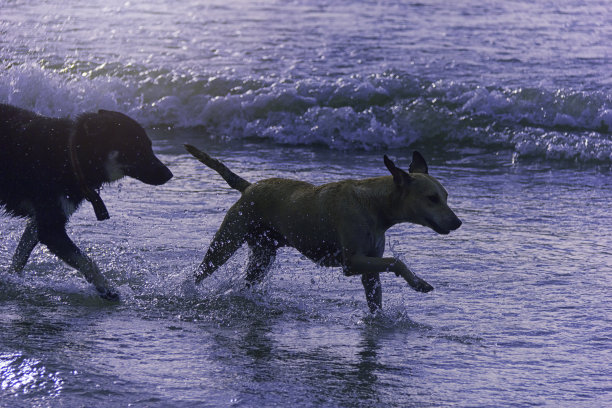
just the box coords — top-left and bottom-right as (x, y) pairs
(37, 223), (118, 300)
(344, 254), (434, 293)
(8, 219), (39, 273)
(361, 272), (382, 313)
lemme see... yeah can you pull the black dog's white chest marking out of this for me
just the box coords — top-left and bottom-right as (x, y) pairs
(104, 151), (125, 182)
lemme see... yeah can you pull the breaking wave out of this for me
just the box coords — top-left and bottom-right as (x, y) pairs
(1, 62), (610, 163)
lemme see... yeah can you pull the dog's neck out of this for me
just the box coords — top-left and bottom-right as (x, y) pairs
(353, 176), (403, 231)
(68, 129), (110, 221)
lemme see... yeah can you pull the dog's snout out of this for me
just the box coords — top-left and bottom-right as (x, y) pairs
(128, 156), (173, 186)
(429, 213), (462, 235)
(147, 163), (173, 186)
(453, 218), (462, 230)
(157, 166), (173, 185)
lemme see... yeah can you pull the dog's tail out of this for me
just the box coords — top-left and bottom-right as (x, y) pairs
(184, 144), (251, 193)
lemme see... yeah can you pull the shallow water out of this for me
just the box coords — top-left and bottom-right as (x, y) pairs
(1, 0), (612, 406)
(1, 139), (611, 407)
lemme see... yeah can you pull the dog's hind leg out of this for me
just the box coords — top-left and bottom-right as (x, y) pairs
(361, 273), (382, 313)
(245, 241), (277, 286)
(9, 219), (39, 273)
(196, 205), (249, 284)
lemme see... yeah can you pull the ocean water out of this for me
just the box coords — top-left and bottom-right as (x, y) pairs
(1, 0), (611, 406)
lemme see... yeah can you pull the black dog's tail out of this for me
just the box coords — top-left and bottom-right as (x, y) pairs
(184, 144), (251, 193)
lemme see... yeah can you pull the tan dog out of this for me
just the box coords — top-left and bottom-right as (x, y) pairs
(185, 144), (461, 312)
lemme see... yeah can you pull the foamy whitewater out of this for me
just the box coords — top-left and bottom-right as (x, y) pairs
(1, 0), (611, 162)
(1, 0), (611, 407)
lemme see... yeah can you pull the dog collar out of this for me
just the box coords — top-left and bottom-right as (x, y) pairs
(68, 129), (110, 221)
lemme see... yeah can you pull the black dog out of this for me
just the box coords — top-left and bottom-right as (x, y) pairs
(0, 104), (173, 299)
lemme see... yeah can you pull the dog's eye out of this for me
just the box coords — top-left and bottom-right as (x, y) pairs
(428, 195), (440, 204)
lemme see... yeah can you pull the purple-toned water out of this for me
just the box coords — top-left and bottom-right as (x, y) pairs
(1, 0), (610, 406)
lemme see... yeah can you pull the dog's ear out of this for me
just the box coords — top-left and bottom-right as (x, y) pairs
(409, 151), (428, 174)
(98, 109), (130, 121)
(384, 155), (411, 186)
(78, 113), (105, 138)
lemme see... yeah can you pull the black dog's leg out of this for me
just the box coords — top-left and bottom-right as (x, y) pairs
(36, 218), (118, 300)
(361, 273), (382, 313)
(9, 219), (39, 273)
(245, 243), (276, 285)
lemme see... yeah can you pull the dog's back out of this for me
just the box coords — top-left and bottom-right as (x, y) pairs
(0, 104), (75, 218)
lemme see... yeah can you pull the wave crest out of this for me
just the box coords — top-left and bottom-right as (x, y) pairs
(1, 63), (610, 163)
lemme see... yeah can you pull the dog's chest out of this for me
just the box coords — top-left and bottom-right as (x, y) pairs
(367, 231), (386, 257)
(60, 196), (78, 217)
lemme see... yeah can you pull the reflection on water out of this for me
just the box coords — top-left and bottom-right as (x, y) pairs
(0, 352), (63, 397)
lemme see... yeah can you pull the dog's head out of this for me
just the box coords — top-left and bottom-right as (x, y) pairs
(384, 152), (461, 234)
(77, 110), (173, 186)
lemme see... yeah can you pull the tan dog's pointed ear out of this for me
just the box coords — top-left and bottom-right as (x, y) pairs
(409, 151), (428, 174)
(384, 155), (411, 186)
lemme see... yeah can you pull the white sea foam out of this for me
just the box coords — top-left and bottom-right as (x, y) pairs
(1, 63), (610, 163)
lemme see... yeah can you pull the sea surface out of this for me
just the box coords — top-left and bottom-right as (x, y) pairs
(1, 0), (611, 406)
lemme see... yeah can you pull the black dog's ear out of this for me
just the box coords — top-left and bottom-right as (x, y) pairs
(98, 109), (133, 121)
(409, 151), (428, 174)
(384, 155), (411, 186)
(98, 109), (123, 118)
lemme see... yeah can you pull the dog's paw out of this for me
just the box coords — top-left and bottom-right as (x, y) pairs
(194, 271), (208, 285)
(401, 272), (434, 293)
(396, 268), (434, 293)
(97, 287), (120, 302)
(412, 277), (434, 293)
(194, 263), (215, 284)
